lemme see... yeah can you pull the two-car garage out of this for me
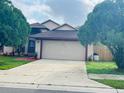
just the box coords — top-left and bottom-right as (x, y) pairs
(31, 30), (93, 61)
(42, 40), (86, 61)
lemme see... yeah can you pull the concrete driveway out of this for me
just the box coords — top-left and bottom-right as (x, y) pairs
(0, 59), (116, 93)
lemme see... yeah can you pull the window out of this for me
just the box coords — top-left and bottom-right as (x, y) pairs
(29, 40), (35, 48)
(28, 40), (35, 53)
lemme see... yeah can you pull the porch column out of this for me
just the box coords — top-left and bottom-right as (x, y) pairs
(24, 42), (28, 55)
(35, 40), (41, 59)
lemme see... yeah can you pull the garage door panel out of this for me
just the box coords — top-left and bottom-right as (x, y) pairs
(42, 40), (85, 61)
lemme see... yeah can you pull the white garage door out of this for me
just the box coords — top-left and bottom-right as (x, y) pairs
(42, 40), (86, 61)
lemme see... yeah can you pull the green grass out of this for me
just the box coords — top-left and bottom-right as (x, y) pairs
(0, 56), (30, 70)
(86, 62), (124, 75)
(94, 79), (124, 89)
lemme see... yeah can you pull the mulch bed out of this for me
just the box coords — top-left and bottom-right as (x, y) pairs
(16, 57), (37, 61)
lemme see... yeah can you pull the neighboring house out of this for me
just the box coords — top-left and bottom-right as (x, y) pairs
(3, 46), (13, 54)
(29, 20), (93, 61)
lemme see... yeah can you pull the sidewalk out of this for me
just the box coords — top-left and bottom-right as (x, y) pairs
(88, 74), (124, 80)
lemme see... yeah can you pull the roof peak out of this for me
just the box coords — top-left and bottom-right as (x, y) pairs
(41, 19), (60, 26)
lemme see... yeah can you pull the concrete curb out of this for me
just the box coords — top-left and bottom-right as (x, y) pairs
(117, 89), (124, 93)
(0, 83), (120, 93)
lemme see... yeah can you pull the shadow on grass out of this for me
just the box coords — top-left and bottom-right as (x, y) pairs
(94, 79), (124, 89)
(86, 62), (124, 75)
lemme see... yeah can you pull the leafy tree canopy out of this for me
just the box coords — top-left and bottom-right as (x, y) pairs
(79, 0), (124, 69)
(0, 0), (30, 48)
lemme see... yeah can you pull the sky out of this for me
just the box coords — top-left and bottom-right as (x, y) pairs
(10, 0), (104, 26)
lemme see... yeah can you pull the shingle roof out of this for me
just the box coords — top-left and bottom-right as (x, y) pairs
(30, 30), (79, 41)
(30, 23), (47, 29)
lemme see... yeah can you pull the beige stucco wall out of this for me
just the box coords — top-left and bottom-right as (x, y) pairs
(42, 40), (86, 61)
(42, 21), (59, 30)
(3, 46), (13, 54)
(35, 40), (41, 59)
(57, 25), (75, 30)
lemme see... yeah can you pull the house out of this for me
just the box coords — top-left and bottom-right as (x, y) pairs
(3, 19), (112, 61)
(29, 20), (93, 61)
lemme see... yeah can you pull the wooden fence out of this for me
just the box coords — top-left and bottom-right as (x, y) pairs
(93, 45), (113, 61)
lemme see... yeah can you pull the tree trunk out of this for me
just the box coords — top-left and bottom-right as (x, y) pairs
(85, 45), (88, 61)
(12, 47), (15, 56)
(110, 47), (124, 70)
(17, 46), (21, 56)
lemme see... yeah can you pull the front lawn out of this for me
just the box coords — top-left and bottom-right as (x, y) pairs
(86, 62), (124, 75)
(94, 79), (124, 89)
(0, 56), (31, 70)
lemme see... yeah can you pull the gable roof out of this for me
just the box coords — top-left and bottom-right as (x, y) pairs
(30, 30), (79, 41)
(30, 23), (47, 29)
(53, 24), (77, 31)
(41, 19), (60, 26)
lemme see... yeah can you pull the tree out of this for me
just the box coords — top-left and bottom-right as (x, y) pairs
(78, 0), (124, 70)
(0, 0), (30, 53)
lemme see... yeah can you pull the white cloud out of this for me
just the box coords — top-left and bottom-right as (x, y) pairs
(11, 0), (104, 26)
(79, 0), (104, 11)
(91, 0), (104, 5)
(11, 0), (52, 23)
(28, 18), (38, 24)
(77, 0), (104, 25)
